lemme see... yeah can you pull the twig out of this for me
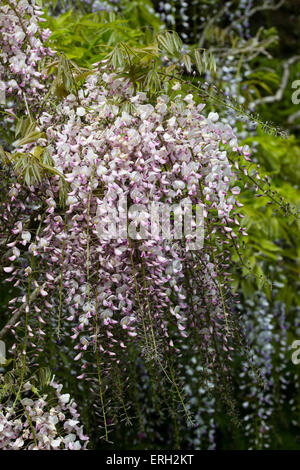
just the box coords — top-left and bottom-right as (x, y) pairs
(236, 0), (285, 26)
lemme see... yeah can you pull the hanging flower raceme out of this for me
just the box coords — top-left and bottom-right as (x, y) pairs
(1, 55), (252, 427)
(0, 0), (256, 441)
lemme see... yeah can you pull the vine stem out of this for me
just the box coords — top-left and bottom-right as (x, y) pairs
(128, 237), (150, 355)
(24, 407), (38, 448)
(0, 275), (59, 340)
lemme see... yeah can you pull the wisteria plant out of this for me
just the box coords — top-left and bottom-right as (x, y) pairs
(0, 0), (299, 450)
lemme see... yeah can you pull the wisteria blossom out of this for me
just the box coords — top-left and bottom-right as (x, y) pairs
(0, 0), (54, 110)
